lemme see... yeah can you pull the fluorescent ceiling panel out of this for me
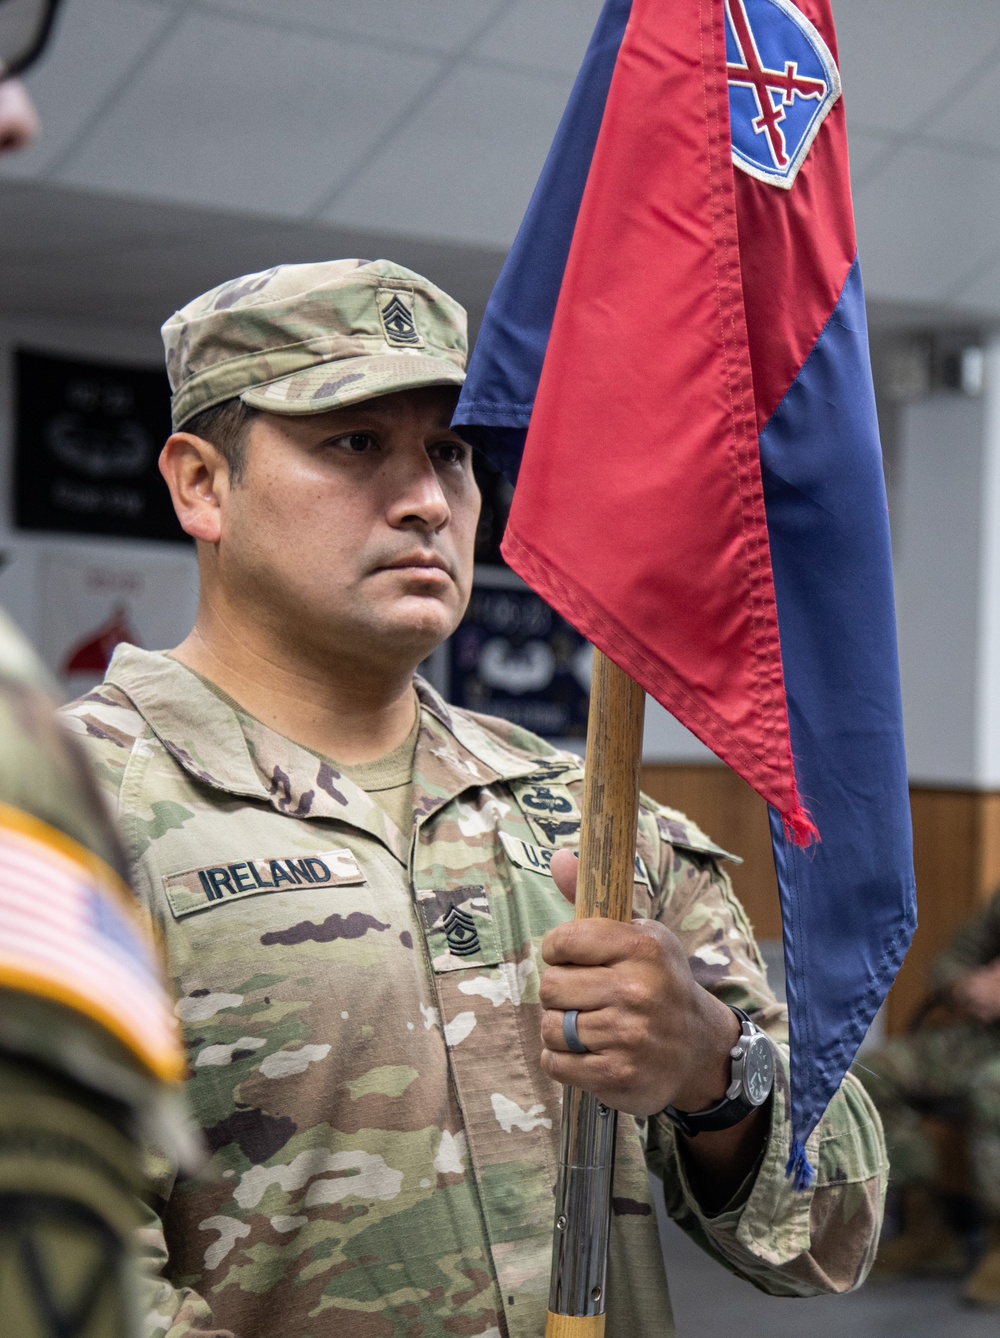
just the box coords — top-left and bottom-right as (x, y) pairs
(0, 0), (174, 180)
(199, 0), (508, 54)
(56, 10), (439, 216)
(472, 0), (604, 75)
(324, 63), (573, 248)
(831, 0), (1000, 134)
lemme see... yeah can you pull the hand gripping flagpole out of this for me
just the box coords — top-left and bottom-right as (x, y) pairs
(546, 649), (645, 1338)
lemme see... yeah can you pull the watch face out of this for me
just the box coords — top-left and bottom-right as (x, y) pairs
(743, 1035), (774, 1106)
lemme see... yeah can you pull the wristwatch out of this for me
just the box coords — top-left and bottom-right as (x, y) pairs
(662, 1006), (774, 1137)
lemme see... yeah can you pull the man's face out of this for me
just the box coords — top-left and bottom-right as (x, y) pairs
(216, 385), (480, 672)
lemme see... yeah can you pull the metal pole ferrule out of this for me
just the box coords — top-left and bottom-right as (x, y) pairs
(548, 1087), (618, 1318)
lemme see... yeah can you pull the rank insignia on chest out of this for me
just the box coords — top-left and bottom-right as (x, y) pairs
(443, 903), (480, 957)
(163, 848), (366, 919)
(416, 887), (502, 971)
(725, 0), (841, 189)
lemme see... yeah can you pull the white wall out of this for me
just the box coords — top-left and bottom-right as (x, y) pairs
(975, 341), (1000, 786)
(893, 343), (1000, 788)
(642, 698), (716, 764)
(894, 393), (984, 783)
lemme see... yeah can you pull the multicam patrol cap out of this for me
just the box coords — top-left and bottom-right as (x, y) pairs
(162, 258), (468, 430)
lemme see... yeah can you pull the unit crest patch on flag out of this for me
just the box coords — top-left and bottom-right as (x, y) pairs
(725, 0), (841, 189)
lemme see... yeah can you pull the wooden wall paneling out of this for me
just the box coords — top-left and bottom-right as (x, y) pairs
(976, 792), (1000, 902)
(641, 767), (1000, 1037)
(886, 790), (978, 1034)
(886, 788), (1000, 1034)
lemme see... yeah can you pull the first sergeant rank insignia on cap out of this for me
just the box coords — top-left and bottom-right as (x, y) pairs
(377, 288), (424, 348)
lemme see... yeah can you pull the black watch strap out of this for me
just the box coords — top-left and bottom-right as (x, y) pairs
(662, 1092), (756, 1138)
(661, 1007), (761, 1138)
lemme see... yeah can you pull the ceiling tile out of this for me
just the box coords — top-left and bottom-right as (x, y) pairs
(0, 0), (175, 181)
(831, 0), (1000, 134)
(54, 13), (440, 216)
(324, 64), (572, 249)
(853, 142), (1000, 305)
(199, 0), (505, 54)
(847, 128), (895, 182)
(470, 0), (603, 75)
(950, 257), (1000, 315)
(922, 57), (1000, 153)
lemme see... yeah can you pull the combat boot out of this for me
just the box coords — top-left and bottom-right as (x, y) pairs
(962, 1224), (1000, 1308)
(870, 1188), (967, 1279)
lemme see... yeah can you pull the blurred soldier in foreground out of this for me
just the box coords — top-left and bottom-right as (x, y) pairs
(63, 260), (888, 1338)
(860, 890), (1000, 1307)
(0, 5), (189, 1335)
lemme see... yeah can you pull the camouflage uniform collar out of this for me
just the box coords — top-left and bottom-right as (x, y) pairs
(106, 644), (260, 793)
(407, 676), (545, 830)
(411, 677), (550, 787)
(104, 646), (547, 860)
(105, 645), (406, 859)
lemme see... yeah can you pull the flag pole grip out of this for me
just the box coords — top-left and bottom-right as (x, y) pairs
(545, 650), (645, 1337)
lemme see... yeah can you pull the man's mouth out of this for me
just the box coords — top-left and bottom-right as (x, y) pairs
(377, 554), (451, 577)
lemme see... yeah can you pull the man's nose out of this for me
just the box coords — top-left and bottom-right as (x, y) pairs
(388, 458), (451, 532)
(0, 80), (39, 154)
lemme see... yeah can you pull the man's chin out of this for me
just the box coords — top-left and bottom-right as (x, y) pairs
(360, 601), (460, 663)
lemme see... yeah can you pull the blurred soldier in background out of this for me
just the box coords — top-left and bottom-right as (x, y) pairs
(0, 4), (189, 1335)
(859, 889), (1000, 1308)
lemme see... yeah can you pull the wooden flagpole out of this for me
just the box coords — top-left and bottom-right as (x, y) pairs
(545, 649), (646, 1337)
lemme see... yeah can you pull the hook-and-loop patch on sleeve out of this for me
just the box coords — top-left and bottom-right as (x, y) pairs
(0, 801), (183, 1083)
(162, 848), (366, 919)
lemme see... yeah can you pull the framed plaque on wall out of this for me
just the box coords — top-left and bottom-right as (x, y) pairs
(13, 348), (186, 543)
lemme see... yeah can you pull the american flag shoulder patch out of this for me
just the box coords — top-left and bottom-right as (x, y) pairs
(0, 801), (184, 1083)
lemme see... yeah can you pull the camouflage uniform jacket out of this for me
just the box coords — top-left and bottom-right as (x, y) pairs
(0, 613), (188, 1338)
(933, 887), (1000, 993)
(62, 645), (887, 1338)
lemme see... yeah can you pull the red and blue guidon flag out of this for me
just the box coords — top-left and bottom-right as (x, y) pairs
(454, 0), (916, 1184)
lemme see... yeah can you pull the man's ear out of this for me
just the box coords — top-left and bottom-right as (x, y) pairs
(159, 433), (228, 544)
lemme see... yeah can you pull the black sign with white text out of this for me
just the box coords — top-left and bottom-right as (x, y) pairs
(14, 349), (186, 543)
(449, 569), (592, 740)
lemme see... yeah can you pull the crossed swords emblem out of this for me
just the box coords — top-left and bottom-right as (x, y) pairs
(725, 0), (828, 169)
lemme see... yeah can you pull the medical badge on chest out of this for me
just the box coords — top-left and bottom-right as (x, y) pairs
(725, 0), (841, 189)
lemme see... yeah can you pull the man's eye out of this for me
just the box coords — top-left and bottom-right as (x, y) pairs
(335, 432), (375, 453)
(435, 441), (467, 465)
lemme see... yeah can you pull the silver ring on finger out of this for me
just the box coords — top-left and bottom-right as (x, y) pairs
(562, 1008), (591, 1055)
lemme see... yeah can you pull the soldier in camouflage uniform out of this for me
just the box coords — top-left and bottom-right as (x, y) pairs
(0, 7), (190, 1336)
(858, 890), (1000, 1307)
(0, 612), (190, 1338)
(63, 259), (888, 1338)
